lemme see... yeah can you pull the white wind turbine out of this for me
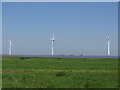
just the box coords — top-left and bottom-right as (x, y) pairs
(50, 34), (55, 55)
(106, 35), (111, 56)
(8, 40), (12, 56)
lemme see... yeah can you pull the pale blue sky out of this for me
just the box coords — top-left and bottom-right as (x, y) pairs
(0, 2), (2, 55)
(2, 2), (118, 56)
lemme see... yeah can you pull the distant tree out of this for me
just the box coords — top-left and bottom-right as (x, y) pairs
(20, 57), (24, 59)
(70, 54), (73, 56)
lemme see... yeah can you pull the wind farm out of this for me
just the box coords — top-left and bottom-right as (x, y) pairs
(2, 2), (118, 88)
(2, 33), (118, 88)
(5, 34), (117, 59)
(2, 27), (118, 88)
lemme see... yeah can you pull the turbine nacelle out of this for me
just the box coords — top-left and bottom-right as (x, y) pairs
(50, 38), (55, 41)
(106, 36), (111, 40)
(50, 34), (55, 42)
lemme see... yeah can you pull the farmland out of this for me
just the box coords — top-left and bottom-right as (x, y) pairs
(2, 57), (118, 88)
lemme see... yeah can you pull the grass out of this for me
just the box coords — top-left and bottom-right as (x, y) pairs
(2, 57), (118, 88)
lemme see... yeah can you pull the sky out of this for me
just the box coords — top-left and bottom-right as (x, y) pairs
(0, 2), (2, 56)
(2, 2), (118, 56)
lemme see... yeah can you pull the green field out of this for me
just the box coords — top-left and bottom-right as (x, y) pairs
(2, 57), (118, 88)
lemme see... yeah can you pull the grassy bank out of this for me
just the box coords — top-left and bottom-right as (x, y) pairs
(2, 57), (118, 88)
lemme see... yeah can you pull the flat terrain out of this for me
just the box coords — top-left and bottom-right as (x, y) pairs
(2, 57), (118, 88)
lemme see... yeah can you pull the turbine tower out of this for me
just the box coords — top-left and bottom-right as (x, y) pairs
(50, 34), (55, 55)
(106, 35), (111, 56)
(8, 40), (12, 56)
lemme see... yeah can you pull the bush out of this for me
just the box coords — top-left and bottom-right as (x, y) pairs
(20, 57), (29, 59)
(56, 72), (66, 77)
(84, 82), (90, 88)
(20, 57), (25, 59)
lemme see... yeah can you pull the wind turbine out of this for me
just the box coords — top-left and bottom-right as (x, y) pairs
(50, 34), (55, 55)
(8, 40), (12, 56)
(106, 35), (111, 56)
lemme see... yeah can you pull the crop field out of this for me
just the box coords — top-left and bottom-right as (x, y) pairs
(2, 57), (118, 88)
